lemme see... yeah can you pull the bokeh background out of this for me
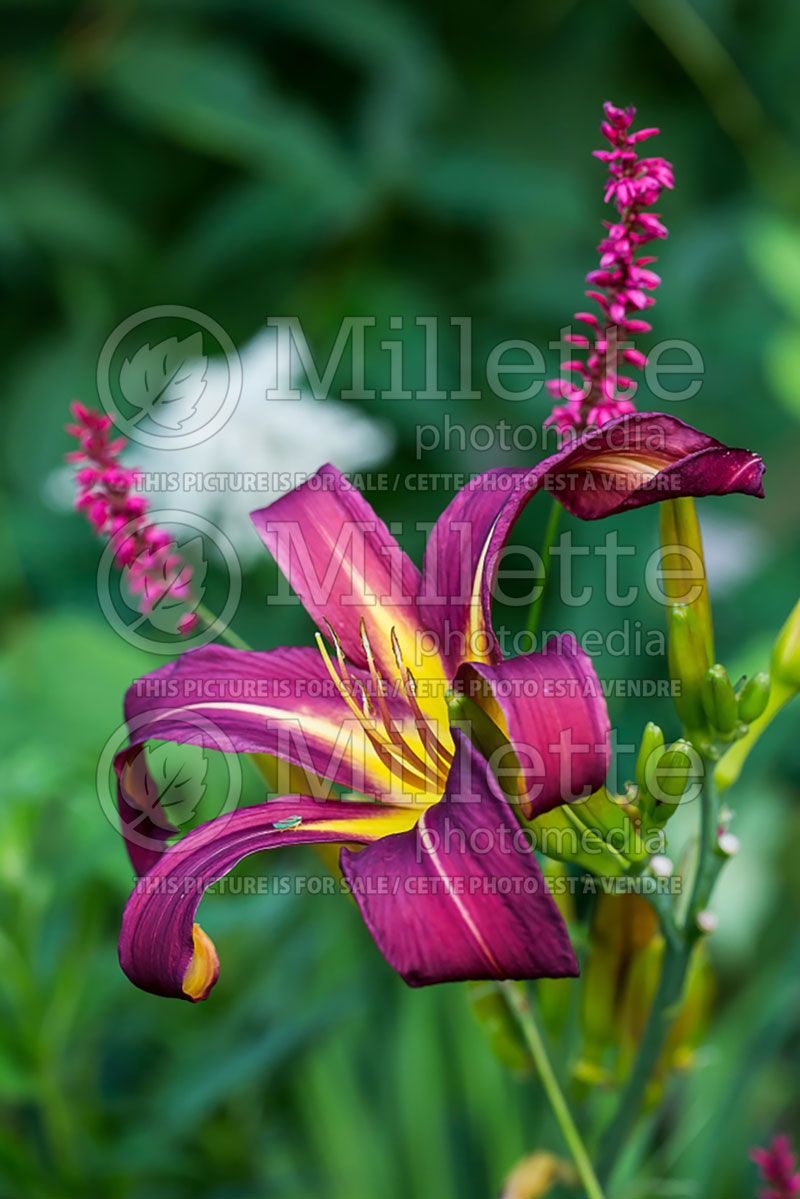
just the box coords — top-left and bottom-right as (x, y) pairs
(1, 0), (799, 1196)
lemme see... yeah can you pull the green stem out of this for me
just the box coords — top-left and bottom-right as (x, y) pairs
(500, 982), (606, 1199)
(685, 756), (720, 929)
(526, 499), (562, 638)
(595, 754), (721, 1187)
(194, 602), (253, 652)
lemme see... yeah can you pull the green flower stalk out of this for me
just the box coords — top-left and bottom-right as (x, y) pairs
(717, 598), (800, 789)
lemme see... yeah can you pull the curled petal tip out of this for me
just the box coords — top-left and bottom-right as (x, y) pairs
(181, 924), (220, 1002)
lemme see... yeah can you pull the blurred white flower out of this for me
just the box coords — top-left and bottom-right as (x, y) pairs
(699, 510), (769, 593)
(50, 329), (393, 562)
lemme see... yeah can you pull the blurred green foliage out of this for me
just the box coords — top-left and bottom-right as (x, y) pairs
(1, 0), (799, 1196)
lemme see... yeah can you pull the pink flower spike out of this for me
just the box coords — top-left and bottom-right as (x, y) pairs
(66, 405), (202, 635)
(70, 400), (91, 423)
(751, 1135), (800, 1199)
(545, 101), (672, 439)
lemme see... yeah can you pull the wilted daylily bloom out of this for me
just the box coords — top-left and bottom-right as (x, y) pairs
(115, 412), (764, 1002)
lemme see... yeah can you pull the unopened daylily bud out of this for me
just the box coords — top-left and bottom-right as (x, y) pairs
(617, 934), (665, 1082)
(530, 787), (648, 877)
(635, 721), (664, 797)
(581, 893), (657, 1072)
(646, 739), (696, 828)
(660, 497), (714, 661)
(737, 671), (771, 724)
(660, 942), (714, 1079)
(701, 665), (738, 737)
(668, 604), (709, 733)
(772, 597), (800, 689)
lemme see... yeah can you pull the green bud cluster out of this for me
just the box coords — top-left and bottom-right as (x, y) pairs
(634, 721), (697, 829)
(666, 601), (771, 753)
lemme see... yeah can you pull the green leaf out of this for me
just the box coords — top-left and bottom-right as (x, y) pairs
(0, 171), (141, 262)
(101, 28), (361, 204)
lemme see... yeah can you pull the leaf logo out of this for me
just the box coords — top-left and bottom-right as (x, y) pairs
(140, 743), (209, 830)
(120, 533), (208, 634)
(147, 535), (208, 634)
(119, 333), (207, 431)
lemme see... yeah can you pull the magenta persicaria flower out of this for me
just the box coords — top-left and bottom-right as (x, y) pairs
(751, 1135), (800, 1199)
(110, 411), (763, 1003)
(66, 402), (198, 634)
(546, 102), (674, 438)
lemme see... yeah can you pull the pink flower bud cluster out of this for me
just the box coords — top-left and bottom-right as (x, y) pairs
(546, 102), (674, 438)
(66, 403), (198, 633)
(751, 1136), (800, 1199)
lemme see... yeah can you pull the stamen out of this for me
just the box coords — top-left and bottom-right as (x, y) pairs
(358, 618), (439, 786)
(315, 631), (436, 794)
(315, 622), (453, 796)
(390, 627), (453, 776)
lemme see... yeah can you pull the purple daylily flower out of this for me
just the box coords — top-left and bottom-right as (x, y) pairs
(115, 412), (764, 1001)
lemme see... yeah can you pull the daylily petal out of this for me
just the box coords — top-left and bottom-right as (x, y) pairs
(250, 465), (448, 720)
(118, 797), (418, 1001)
(421, 412), (765, 671)
(454, 634), (611, 819)
(551, 413), (765, 519)
(121, 643), (440, 805)
(116, 746), (180, 878)
(340, 733), (579, 985)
